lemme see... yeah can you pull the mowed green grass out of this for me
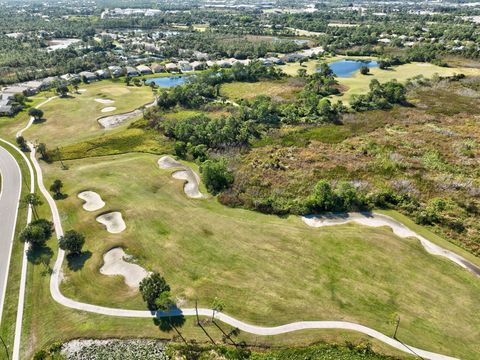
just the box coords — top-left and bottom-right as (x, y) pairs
(0, 94), (53, 142)
(41, 152), (480, 359)
(21, 161), (411, 360)
(220, 78), (304, 102)
(23, 80), (154, 147)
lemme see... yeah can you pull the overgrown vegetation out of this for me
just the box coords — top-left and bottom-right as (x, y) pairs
(224, 77), (480, 255)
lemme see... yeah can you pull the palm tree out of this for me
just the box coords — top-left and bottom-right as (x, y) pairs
(36, 143), (47, 160)
(24, 193), (42, 220)
(211, 297), (225, 321)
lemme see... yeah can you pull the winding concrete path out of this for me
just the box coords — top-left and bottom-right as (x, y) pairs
(4, 95), (54, 360)
(23, 149), (461, 360)
(2, 97), (470, 359)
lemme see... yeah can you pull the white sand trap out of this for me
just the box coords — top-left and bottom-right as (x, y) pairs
(98, 110), (141, 129)
(97, 100), (156, 129)
(172, 170), (204, 199)
(96, 212), (126, 233)
(78, 191), (105, 211)
(100, 248), (149, 288)
(95, 98), (115, 104)
(158, 155), (183, 169)
(158, 156), (205, 199)
(78, 89), (86, 93)
(101, 106), (117, 113)
(302, 212), (480, 276)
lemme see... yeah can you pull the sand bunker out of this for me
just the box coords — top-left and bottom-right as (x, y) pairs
(78, 89), (86, 93)
(158, 156), (183, 169)
(101, 106), (117, 113)
(98, 109), (141, 129)
(302, 212), (480, 276)
(100, 248), (149, 288)
(96, 212), (126, 233)
(78, 191), (105, 212)
(95, 98), (114, 104)
(172, 170), (204, 199)
(158, 155), (204, 199)
(97, 100), (156, 129)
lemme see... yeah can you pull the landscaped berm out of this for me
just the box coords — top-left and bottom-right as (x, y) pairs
(41, 152), (480, 360)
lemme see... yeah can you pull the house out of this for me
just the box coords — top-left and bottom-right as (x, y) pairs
(0, 102), (13, 116)
(236, 59), (251, 66)
(193, 51), (209, 60)
(79, 71), (97, 82)
(165, 63), (178, 72)
(267, 57), (285, 65)
(258, 58), (270, 66)
(280, 53), (306, 63)
(60, 73), (81, 82)
(2, 85), (28, 96)
(108, 66), (123, 77)
(216, 60), (232, 68)
(191, 61), (205, 71)
(21, 80), (43, 95)
(125, 66), (140, 76)
(40, 76), (59, 89)
(150, 63), (166, 73)
(95, 69), (111, 79)
(299, 46), (325, 57)
(178, 61), (193, 72)
(0, 93), (14, 116)
(136, 65), (153, 75)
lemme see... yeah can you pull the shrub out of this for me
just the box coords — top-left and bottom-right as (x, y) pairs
(201, 159), (234, 195)
(19, 219), (53, 247)
(139, 272), (170, 310)
(59, 230), (85, 255)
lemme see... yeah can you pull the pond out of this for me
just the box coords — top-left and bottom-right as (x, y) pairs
(328, 60), (379, 78)
(145, 76), (188, 87)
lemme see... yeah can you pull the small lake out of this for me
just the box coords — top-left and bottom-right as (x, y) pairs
(328, 60), (379, 78)
(145, 76), (188, 87)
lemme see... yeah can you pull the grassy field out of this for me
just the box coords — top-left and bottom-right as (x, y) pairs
(280, 56), (480, 103)
(0, 146), (410, 360)
(23, 80), (154, 147)
(221, 78), (305, 102)
(334, 62), (480, 102)
(0, 93), (54, 143)
(0, 141), (33, 359)
(38, 152), (480, 359)
(17, 188), (413, 359)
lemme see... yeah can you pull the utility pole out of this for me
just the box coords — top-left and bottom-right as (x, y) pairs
(393, 316), (400, 339)
(0, 335), (9, 360)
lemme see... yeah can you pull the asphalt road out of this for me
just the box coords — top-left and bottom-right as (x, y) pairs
(0, 144), (22, 323)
